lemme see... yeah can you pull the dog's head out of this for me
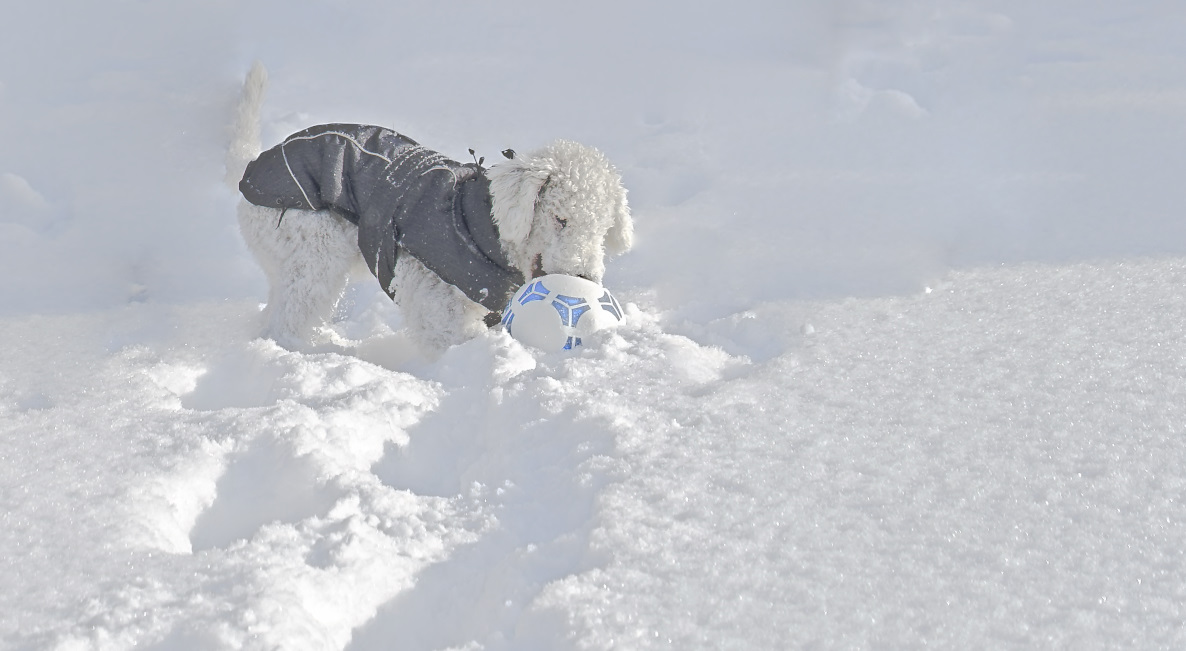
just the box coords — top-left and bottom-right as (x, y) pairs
(487, 140), (633, 285)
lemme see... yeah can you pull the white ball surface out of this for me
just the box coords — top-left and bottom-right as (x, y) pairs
(500, 274), (625, 351)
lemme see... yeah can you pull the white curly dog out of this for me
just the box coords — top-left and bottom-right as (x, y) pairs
(226, 63), (633, 353)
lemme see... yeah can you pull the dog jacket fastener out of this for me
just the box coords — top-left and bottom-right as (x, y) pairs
(239, 124), (522, 312)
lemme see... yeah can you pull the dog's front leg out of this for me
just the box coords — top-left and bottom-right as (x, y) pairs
(390, 256), (491, 353)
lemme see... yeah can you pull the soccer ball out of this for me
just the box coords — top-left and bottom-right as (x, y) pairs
(500, 274), (625, 351)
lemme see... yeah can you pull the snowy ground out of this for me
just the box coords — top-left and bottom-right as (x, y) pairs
(4, 2), (1186, 649)
(7, 259), (1186, 649)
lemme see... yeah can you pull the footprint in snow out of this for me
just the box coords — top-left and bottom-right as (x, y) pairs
(189, 434), (345, 552)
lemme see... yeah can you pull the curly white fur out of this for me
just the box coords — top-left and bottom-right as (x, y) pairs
(488, 141), (633, 284)
(227, 64), (633, 353)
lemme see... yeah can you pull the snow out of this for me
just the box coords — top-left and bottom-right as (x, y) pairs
(3, 2), (1186, 649)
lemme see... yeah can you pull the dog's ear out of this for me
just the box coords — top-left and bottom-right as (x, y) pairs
(605, 192), (634, 255)
(488, 159), (549, 244)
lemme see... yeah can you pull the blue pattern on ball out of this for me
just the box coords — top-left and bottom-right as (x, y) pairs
(518, 281), (550, 305)
(552, 294), (590, 327)
(500, 296), (516, 334)
(598, 291), (622, 320)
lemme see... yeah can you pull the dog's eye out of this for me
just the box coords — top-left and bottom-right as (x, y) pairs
(556, 217), (568, 229)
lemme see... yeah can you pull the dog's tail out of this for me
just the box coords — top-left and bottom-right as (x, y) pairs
(224, 61), (268, 189)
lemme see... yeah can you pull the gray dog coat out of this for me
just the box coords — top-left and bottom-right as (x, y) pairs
(239, 124), (522, 312)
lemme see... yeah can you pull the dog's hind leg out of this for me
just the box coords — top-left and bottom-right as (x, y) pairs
(239, 202), (361, 348)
